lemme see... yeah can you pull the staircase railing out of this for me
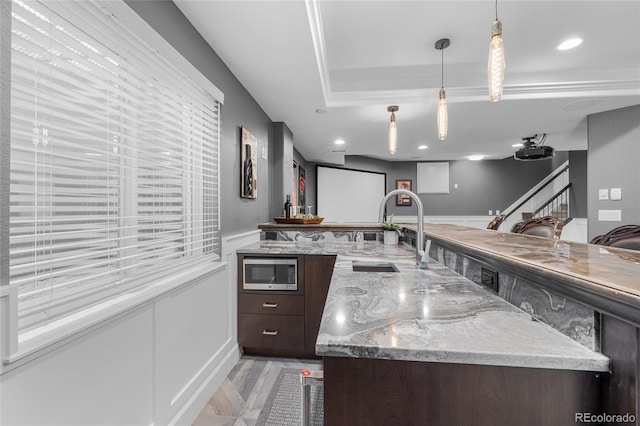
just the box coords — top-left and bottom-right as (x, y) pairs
(531, 183), (572, 223)
(497, 160), (570, 231)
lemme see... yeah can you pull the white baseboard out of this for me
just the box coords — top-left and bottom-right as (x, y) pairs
(169, 342), (241, 426)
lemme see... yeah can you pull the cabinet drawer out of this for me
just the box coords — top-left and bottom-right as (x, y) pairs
(239, 314), (304, 351)
(239, 294), (304, 315)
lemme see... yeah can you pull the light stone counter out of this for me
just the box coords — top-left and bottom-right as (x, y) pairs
(415, 223), (640, 298)
(238, 240), (609, 372)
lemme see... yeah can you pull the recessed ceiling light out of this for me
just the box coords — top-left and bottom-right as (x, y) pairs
(418, 145), (428, 150)
(512, 143), (523, 148)
(334, 139), (345, 145)
(468, 155), (485, 161)
(558, 38), (583, 51)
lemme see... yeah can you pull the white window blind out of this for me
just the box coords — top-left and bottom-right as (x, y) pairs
(9, 0), (221, 333)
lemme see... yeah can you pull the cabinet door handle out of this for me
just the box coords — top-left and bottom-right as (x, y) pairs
(262, 303), (278, 308)
(262, 330), (278, 336)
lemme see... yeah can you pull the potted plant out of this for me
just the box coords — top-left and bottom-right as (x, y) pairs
(382, 214), (401, 245)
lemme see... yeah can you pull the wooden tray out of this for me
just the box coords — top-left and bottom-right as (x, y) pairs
(273, 217), (324, 225)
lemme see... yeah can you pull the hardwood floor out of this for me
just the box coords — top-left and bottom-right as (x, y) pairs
(193, 355), (323, 426)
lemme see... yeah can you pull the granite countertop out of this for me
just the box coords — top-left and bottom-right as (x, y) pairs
(238, 240), (609, 372)
(409, 223), (640, 302)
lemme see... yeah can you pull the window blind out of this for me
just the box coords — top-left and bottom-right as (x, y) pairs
(9, 0), (221, 332)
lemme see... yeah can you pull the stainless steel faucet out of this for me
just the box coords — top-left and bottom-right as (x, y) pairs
(378, 189), (428, 269)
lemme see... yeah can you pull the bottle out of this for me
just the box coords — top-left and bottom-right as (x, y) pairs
(284, 194), (291, 218)
(243, 144), (253, 197)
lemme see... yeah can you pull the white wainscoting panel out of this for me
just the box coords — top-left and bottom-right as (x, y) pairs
(0, 230), (263, 426)
(155, 268), (234, 425)
(1, 308), (155, 426)
(169, 230), (260, 425)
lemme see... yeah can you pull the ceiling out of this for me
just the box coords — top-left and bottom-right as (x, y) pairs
(173, 0), (640, 165)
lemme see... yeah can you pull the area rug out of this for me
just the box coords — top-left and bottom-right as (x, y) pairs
(256, 368), (324, 426)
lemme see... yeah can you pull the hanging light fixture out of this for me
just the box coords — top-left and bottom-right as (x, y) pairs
(435, 38), (450, 141)
(387, 105), (399, 154)
(488, 0), (505, 102)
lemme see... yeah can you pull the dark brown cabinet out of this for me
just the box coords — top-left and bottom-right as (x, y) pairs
(324, 357), (601, 426)
(304, 255), (337, 355)
(239, 293), (305, 316)
(237, 253), (336, 358)
(238, 313), (305, 351)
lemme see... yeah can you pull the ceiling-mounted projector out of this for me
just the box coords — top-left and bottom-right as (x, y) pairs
(514, 133), (554, 161)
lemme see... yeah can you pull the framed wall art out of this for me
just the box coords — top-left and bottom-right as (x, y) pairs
(298, 165), (306, 208)
(241, 127), (257, 199)
(396, 179), (412, 206)
(292, 161), (299, 206)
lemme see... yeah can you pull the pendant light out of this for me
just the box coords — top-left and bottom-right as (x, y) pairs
(435, 38), (450, 141)
(488, 0), (505, 102)
(387, 105), (399, 154)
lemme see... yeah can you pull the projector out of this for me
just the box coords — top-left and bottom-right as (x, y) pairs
(514, 134), (555, 161)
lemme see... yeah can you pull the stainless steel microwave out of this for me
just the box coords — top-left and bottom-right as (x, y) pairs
(242, 257), (298, 290)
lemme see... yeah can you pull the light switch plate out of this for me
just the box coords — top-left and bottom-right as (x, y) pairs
(598, 209), (622, 222)
(261, 147), (268, 160)
(610, 188), (622, 201)
(598, 189), (609, 200)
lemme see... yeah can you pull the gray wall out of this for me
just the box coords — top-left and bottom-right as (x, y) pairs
(126, 1), (274, 236)
(569, 150), (588, 218)
(311, 154), (573, 217)
(587, 104), (640, 240)
(271, 122), (295, 218)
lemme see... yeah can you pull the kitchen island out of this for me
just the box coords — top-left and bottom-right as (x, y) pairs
(314, 241), (608, 425)
(240, 232), (612, 425)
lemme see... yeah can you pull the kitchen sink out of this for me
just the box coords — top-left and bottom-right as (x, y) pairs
(352, 261), (399, 272)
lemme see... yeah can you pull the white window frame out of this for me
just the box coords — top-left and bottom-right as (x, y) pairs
(0, 0), (224, 365)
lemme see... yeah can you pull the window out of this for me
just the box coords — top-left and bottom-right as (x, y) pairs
(5, 0), (222, 337)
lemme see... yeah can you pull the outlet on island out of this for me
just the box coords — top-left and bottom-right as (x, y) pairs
(481, 267), (499, 293)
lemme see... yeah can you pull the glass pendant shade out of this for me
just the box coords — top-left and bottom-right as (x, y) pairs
(437, 88), (448, 140)
(434, 38), (450, 141)
(388, 113), (397, 155)
(488, 20), (505, 102)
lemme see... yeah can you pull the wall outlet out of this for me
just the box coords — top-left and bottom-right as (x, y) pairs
(496, 210), (501, 215)
(598, 209), (622, 222)
(598, 189), (609, 200)
(488, 210), (493, 215)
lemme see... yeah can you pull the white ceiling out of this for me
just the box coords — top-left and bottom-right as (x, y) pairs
(174, 0), (640, 164)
